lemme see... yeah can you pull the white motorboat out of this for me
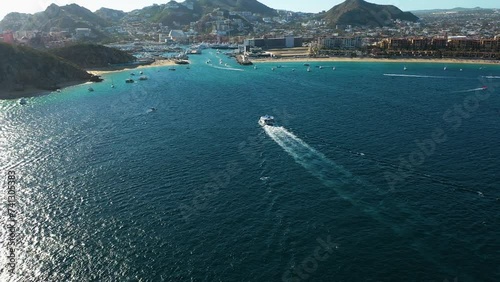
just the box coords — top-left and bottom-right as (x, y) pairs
(258, 115), (275, 126)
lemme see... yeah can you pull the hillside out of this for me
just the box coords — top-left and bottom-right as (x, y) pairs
(0, 43), (91, 99)
(0, 12), (31, 31)
(94, 8), (127, 22)
(324, 0), (419, 27)
(2, 1), (277, 36)
(194, 0), (276, 16)
(0, 4), (110, 38)
(49, 44), (136, 68)
(125, 0), (276, 27)
(126, 2), (197, 27)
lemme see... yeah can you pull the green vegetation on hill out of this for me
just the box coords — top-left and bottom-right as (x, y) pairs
(324, 0), (418, 27)
(0, 42), (91, 98)
(0, 0), (278, 40)
(131, 3), (196, 26)
(0, 12), (31, 31)
(49, 44), (136, 68)
(194, 0), (276, 16)
(0, 4), (110, 40)
(125, 0), (276, 27)
(94, 8), (127, 22)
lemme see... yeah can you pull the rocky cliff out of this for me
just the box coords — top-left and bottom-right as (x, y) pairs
(0, 43), (91, 98)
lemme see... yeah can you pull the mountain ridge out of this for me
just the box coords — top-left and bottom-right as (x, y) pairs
(1, 0), (277, 35)
(0, 0), (421, 36)
(323, 0), (419, 27)
(0, 3), (110, 40)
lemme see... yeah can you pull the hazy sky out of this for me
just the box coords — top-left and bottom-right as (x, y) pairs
(1, 0), (499, 20)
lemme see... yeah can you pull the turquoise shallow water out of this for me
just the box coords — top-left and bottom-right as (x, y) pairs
(1, 52), (499, 281)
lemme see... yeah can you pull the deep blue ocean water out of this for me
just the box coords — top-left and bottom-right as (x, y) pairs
(1, 52), (499, 281)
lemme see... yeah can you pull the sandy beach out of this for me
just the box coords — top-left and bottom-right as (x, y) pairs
(251, 56), (500, 65)
(87, 59), (177, 76)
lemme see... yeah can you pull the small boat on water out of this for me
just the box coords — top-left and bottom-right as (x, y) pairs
(125, 78), (134, 83)
(139, 76), (148, 81)
(333, 67), (336, 71)
(444, 66), (447, 71)
(304, 63), (310, 66)
(259, 115), (275, 126)
(307, 67), (311, 72)
(139, 71), (144, 75)
(169, 67), (176, 71)
(174, 60), (189, 65)
(319, 66), (323, 69)
(403, 66), (407, 71)
(88, 87), (94, 92)
(19, 98), (27, 105)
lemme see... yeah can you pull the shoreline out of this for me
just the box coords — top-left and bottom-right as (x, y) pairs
(0, 59), (177, 100)
(251, 56), (500, 65)
(2, 57), (497, 100)
(0, 79), (90, 100)
(88, 59), (177, 76)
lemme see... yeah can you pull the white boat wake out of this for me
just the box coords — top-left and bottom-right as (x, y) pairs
(452, 87), (488, 93)
(262, 125), (472, 277)
(263, 126), (354, 189)
(383, 73), (451, 79)
(210, 65), (244, 72)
